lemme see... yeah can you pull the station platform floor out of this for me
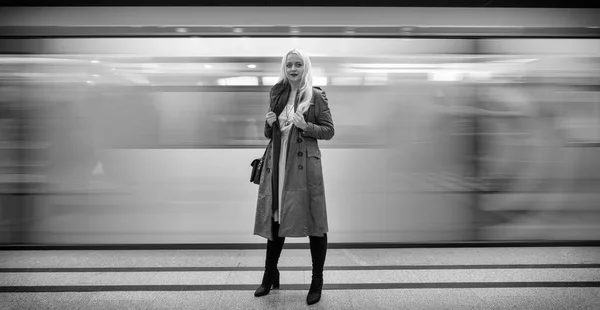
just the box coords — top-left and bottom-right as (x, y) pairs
(1, 246), (599, 309)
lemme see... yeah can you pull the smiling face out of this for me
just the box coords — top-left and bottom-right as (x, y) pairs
(285, 53), (304, 84)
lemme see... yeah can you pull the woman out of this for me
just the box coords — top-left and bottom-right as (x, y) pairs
(253, 48), (334, 305)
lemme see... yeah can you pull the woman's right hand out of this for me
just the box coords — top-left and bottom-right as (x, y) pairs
(266, 111), (277, 126)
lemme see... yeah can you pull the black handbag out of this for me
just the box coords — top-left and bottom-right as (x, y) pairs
(250, 147), (268, 185)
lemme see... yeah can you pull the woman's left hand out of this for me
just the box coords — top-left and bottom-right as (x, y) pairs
(292, 112), (308, 130)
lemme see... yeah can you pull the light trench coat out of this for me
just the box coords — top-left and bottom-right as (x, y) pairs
(253, 87), (334, 240)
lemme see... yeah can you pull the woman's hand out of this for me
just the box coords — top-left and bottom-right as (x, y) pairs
(266, 111), (277, 126)
(292, 111), (308, 130)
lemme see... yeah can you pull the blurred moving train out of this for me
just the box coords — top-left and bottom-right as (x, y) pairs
(0, 7), (599, 245)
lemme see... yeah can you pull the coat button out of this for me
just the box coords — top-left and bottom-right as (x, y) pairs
(298, 151), (303, 157)
(297, 138), (303, 143)
(268, 155), (271, 160)
(298, 165), (303, 170)
(266, 168), (270, 173)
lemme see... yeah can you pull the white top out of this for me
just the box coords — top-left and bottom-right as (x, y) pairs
(274, 94), (295, 222)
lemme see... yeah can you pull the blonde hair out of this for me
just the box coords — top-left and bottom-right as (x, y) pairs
(278, 48), (313, 114)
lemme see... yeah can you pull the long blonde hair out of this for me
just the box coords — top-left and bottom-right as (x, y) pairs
(278, 48), (313, 114)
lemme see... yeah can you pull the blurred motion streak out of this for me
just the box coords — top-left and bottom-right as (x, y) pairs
(1, 30), (600, 245)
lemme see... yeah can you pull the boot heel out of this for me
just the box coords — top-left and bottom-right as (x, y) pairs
(272, 271), (280, 289)
(306, 278), (323, 305)
(254, 269), (280, 297)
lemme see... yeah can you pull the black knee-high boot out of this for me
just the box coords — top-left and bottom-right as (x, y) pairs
(307, 234), (327, 305)
(255, 221), (286, 297)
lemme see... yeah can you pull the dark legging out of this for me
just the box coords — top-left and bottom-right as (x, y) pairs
(308, 234), (327, 280)
(265, 221), (286, 265)
(266, 221), (327, 279)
